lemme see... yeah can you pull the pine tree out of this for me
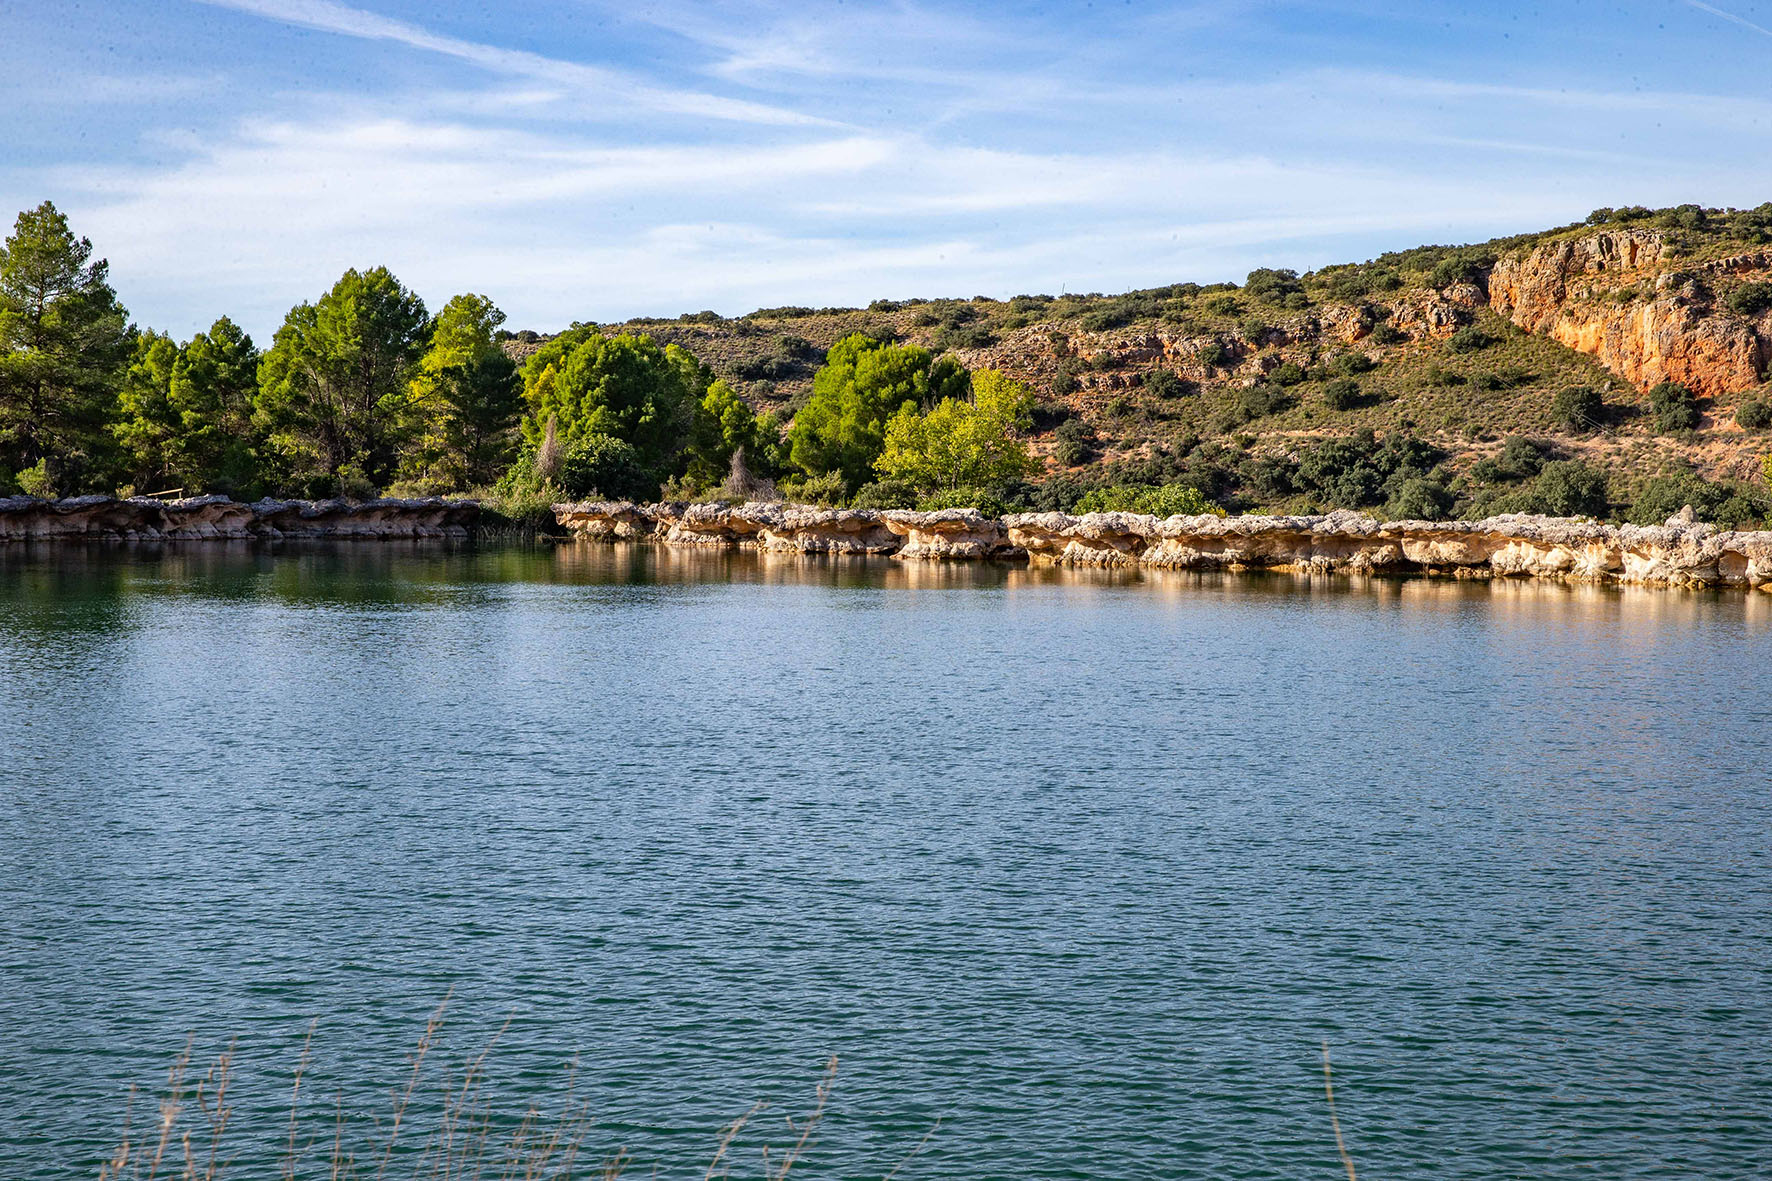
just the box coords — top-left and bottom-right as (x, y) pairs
(0, 202), (131, 494)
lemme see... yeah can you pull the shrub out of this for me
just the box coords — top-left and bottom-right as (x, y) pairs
(1385, 477), (1453, 521)
(1368, 322), (1405, 345)
(1079, 307), (1131, 332)
(918, 485), (1014, 516)
(1052, 417), (1096, 466)
(1322, 379), (1361, 411)
(1648, 381), (1700, 432)
(15, 458), (54, 499)
(1551, 385), (1606, 433)
(777, 471), (848, 506)
(1534, 460), (1611, 517)
(1445, 325), (1494, 353)
(848, 479), (920, 510)
(1268, 361), (1306, 386)
(1626, 472), (1763, 526)
(1196, 342), (1227, 368)
(1736, 399), (1772, 429)
(1470, 436), (1549, 484)
(1236, 383), (1293, 421)
(1244, 268), (1304, 303)
(1727, 282), (1772, 317)
(1326, 351), (1376, 377)
(1074, 482), (1221, 518)
(560, 434), (653, 501)
(1143, 368), (1188, 398)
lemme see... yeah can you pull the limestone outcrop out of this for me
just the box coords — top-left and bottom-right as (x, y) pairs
(1488, 229), (1770, 398)
(0, 495), (478, 542)
(553, 500), (1772, 589)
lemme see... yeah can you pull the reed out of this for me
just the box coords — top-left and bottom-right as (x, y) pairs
(96, 1001), (914, 1181)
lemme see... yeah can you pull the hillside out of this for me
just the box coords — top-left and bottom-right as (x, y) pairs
(507, 204), (1772, 520)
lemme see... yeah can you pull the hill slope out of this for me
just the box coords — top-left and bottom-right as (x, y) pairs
(510, 204), (1772, 519)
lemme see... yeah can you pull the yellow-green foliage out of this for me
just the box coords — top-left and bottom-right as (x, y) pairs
(1074, 482), (1224, 517)
(874, 368), (1038, 492)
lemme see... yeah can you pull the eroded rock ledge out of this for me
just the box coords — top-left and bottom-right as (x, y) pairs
(554, 500), (1772, 589)
(0, 494), (478, 541)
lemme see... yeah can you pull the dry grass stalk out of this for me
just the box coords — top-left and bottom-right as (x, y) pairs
(104, 1017), (907, 1180)
(1321, 1040), (1358, 1181)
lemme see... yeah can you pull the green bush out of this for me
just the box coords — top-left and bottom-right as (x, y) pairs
(1533, 460), (1611, 517)
(14, 459), (55, 499)
(1735, 399), (1772, 429)
(1368, 322), (1406, 345)
(1322, 379), (1361, 411)
(1627, 472), (1765, 527)
(1052, 418), (1095, 466)
(1445, 326), (1494, 353)
(1235, 383), (1293, 421)
(1726, 282), (1772, 317)
(1470, 436), (1548, 484)
(560, 434), (653, 501)
(1326, 351), (1376, 377)
(1293, 431), (1445, 509)
(777, 471), (848, 506)
(1195, 342), (1227, 368)
(1143, 369), (1187, 398)
(1244, 268), (1304, 303)
(1268, 361), (1306, 386)
(918, 485), (1014, 516)
(848, 479), (920, 510)
(1551, 385), (1606, 433)
(1385, 477), (1453, 521)
(1648, 381), (1700, 432)
(1073, 482), (1221, 518)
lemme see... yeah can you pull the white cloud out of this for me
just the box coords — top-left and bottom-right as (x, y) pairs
(191, 0), (834, 125)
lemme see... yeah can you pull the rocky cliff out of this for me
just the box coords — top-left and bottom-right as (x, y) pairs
(0, 495), (479, 542)
(554, 500), (1772, 589)
(1488, 229), (1771, 399)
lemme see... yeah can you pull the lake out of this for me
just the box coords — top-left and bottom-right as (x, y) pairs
(2, 542), (1769, 1179)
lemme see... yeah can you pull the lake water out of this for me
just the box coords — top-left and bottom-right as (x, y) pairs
(2, 542), (1770, 1179)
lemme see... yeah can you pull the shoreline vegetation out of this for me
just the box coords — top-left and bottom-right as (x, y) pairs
(3, 200), (1772, 540)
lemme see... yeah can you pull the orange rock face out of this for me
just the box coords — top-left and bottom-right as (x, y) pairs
(1488, 230), (1769, 398)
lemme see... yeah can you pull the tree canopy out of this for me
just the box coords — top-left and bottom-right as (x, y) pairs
(401, 293), (521, 491)
(787, 334), (969, 489)
(0, 201), (131, 494)
(874, 368), (1037, 492)
(255, 267), (430, 496)
(519, 330), (705, 484)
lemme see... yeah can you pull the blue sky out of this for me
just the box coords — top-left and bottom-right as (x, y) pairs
(3, 0), (1771, 338)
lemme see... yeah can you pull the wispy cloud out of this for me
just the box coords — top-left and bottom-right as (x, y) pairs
(191, 0), (835, 125)
(1684, 0), (1772, 38)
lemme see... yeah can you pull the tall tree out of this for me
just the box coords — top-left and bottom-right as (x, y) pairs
(875, 368), (1037, 492)
(518, 331), (704, 480)
(400, 293), (521, 491)
(255, 267), (429, 497)
(787, 335), (969, 489)
(0, 201), (131, 494)
(114, 316), (262, 495)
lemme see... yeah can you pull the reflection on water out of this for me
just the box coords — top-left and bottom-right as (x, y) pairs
(0, 540), (1769, 1180)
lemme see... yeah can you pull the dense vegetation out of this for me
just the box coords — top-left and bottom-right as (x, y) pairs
(6, 198), (1772, 528)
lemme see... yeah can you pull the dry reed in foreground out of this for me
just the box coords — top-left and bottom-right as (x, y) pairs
(98, 999), (934, 1181)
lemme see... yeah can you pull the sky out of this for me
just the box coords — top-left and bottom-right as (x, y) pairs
(3, 0), (1771, 339)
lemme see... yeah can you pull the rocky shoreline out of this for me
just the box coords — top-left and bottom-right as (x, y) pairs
(0, 494), (479, 541)
(555, 499), (1772, 589)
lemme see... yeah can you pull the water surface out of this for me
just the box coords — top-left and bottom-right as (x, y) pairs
(2, 542), (1769, 1178)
